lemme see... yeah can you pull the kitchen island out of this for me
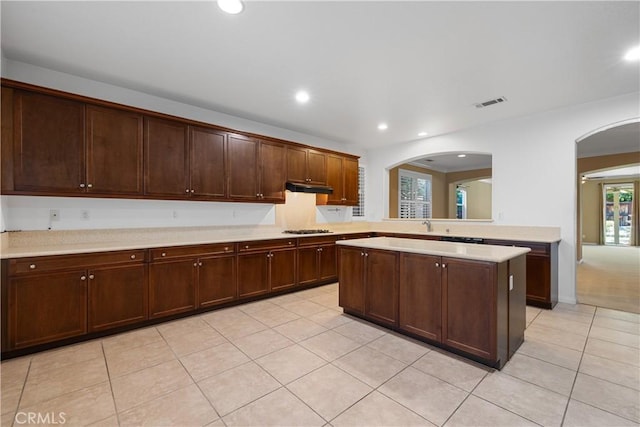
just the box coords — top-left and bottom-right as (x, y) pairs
(336, 237), (530, 369)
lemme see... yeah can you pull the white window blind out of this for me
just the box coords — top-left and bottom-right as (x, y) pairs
(353, 166), (365, 217)
(399, 169), (431, 219)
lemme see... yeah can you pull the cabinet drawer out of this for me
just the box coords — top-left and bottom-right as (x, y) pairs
(238, 239), (296, 252)
(149, 243), (235, 261)
(486, 239), (549, 256)
(9, 250), (146, 276)
(297, 235), (338, 246)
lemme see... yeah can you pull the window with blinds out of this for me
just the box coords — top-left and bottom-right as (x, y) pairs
(399, 169), (432, 219)
(353, 166), (365, 217)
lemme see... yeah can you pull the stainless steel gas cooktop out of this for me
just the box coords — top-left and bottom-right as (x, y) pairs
(282, 229), (332, 235)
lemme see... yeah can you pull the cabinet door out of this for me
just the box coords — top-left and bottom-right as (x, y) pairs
(88, 264), (147, 332)
(307, 150), (327, 184)
(198, 255), (236, 308)
(318, 244), (337, 282)
(149, 259), (196, 318)
(86, 106), (143, 195)
(399, 253), (441, 341)
(8, 271), (87, 349)
(338, 246), (365, 314)
(237, 252), (269, 298)
(286, 146), (308, 183)
(525, 253), (550, 304)
(365, 249), (398, 326)
(144, 117), (189, 197)
(343, 158), (359, 206)
(228, 134), (259, 200)
(13, 91), (85, 193)
(442, 257), (496, 360)
(190, 127), (226, 199)
(298, 246), (319, 286)
(259, 141), (286, 202)
(326, 155), (344, 204)
(270, 248), (297, 291)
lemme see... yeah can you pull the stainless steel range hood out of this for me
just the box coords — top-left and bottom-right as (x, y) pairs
(286, 181), (333, 194)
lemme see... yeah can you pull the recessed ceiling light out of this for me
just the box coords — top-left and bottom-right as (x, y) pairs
(295, 90), (310, 104)
(418, 132), (428, 137)
(624, 45), (640, 61)
(378, 123), (388, 131)
(218, 0), (243, 14)
(457, 154), (467, 158)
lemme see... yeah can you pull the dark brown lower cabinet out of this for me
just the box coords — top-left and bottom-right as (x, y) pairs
(399, 253), (442, 341)
(198, 254), (237, 308)
(298, 236), (338, 287)
(237, 246), (297, 297)
(3, 250), (146, 351)
(8, 270), (88, 349)
(88, 264), (147, 332)
(442, 257), (497, 360)
(149, 244), (238, 317)
(339, 245), (526, 369)
(364, 250), (398, 326)
(149, 259), (197, 319)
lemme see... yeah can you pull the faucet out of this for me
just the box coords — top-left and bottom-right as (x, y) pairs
(422, 220), (432, 232)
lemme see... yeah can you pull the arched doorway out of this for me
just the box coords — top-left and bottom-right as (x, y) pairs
(576, 120), (640, 313)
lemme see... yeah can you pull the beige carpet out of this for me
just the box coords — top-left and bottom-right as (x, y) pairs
(577, 245), (640, 314)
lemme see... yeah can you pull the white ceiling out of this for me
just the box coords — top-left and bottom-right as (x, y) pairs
(1, 1), (639, 149)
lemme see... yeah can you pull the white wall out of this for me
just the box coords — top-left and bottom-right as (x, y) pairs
(0, 59), (367, 231)
(365, 91), (640, 304)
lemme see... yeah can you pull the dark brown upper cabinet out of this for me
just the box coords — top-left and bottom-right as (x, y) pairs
(144, 117), (190, 197)
(287, 146), (327, 185)
(12, 90), (86, 193)
(228, 134), (285, 203)
(189, 126), (227, 199)
(86, 106), (143, 195)
(325, 155), (359, 205)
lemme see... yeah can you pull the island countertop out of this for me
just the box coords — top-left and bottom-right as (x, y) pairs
(337, 237), (531, 263)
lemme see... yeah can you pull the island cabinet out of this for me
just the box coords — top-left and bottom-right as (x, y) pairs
(2, 250), (147, 350)
(228, 135), (286, 203)
(286, 146), (327, 185)
(323, 155), (359, 206)
(237, 239), (297, 298)
(149, 243), (236, 318)
(338, 237), (528, 369)
(297, 235), (338, 287)
(338, 246), (399, 326)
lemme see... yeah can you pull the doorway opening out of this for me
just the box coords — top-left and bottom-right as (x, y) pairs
(603, 183), (634, 246)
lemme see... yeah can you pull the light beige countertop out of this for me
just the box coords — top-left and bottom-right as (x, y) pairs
(337, 237), (531, 263)
(0, 221), (559, 259)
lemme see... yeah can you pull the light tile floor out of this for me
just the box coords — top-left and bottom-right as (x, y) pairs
(1, 283), (639, 426)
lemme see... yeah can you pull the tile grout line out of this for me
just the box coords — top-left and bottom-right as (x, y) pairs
(100, 340), (122, 427)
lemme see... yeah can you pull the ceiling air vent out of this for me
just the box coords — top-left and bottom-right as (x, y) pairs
(475, 96), (507, 109)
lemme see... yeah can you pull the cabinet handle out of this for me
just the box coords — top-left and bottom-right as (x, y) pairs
(193, 262), (197, 267)
(87, 184), (93, 188)
(288, 241), (293, 245)
(364, 253), (369, 257)
(80, 275), (86, 281)
(29, 264), (36, 269)
(435, 262), (440, 267)
(245, 245), (250, 249)
(79, 183), (85, 188)
(186, 189), (190, 193)
(442, 263), (447, 268)
(161, 252), (166, 257)
(361, 252), (365, 256)
(191, 189), (195, 193)
(130, 254), (136, 259)
(89, 274), (95, 280)
(224, 247), (229, 251)
(199, 262), (203, 266)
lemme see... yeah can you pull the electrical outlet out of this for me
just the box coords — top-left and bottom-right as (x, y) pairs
(81, 210), (90, 220)
(49, 209), (60, 221)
